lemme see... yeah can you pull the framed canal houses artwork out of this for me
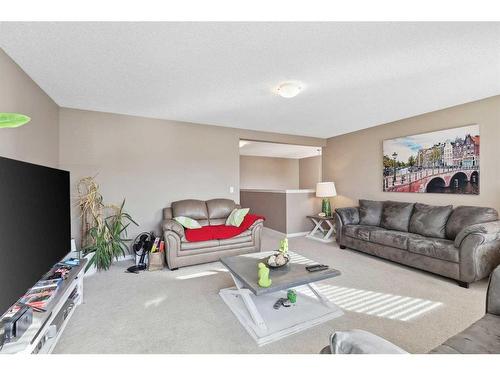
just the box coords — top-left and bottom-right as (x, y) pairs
(383, 125), (479, 194)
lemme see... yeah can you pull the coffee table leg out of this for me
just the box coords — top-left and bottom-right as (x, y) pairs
(307, 283), (336, 309)
(229, 272), (268, 331)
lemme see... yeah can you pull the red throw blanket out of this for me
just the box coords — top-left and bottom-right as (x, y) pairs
(185, 214), (265, 242)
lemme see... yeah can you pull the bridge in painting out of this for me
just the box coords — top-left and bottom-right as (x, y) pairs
(384, 166), (479, 193)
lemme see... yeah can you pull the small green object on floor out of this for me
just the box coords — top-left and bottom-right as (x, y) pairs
(287, 289), (297, 303)
(257, 262), (272, 288)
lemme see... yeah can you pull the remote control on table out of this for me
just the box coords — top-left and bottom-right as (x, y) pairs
(306, 264), (329, 272)
(273, 298), (291, 309)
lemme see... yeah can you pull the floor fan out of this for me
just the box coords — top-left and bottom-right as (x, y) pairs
(127, 232), (154, 273)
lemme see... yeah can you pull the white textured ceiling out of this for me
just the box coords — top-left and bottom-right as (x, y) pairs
(239, 140), (321, 159)
(1, 22), (499, 138)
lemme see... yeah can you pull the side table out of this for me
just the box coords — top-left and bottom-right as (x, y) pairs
(306, 215), (336, 243)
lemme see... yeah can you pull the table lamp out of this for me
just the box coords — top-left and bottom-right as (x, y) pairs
(316, 182), (336, 217)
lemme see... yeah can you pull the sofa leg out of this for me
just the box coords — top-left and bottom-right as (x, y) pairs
(457, 280), (469, 288)
(170, 267), (179, 271)
(339, 245), (346, 249)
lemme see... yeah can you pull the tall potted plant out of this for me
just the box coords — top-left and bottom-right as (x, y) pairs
(76, 176), (104, 249)
(83, 199), (138, 272)
(76, 176), (138, 272)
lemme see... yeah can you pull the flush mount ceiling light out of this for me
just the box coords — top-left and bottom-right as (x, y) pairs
(0, 113), (31, 128)
(276, 81), (303, 98)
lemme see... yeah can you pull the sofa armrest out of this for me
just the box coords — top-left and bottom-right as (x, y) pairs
(487, 265), (500, 315)
(335, 207), (360, 226)
(334, 207), (359, 246)
(162, 219), (184, 269)
(454, 221), (500, 248)
(328, 330), (408, 354)
(457, 222), (500, 282)
(248, 218), (264, 231)
(162, 219), (185, 238)
(249, 219), (264, 252)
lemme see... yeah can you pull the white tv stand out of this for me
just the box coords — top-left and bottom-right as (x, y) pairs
(0, 259), (87, 354)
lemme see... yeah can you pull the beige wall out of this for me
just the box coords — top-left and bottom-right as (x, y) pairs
(0, 49), (59, 167)
(240, 191), (287, 233)
(240, 190), (320, 234)
(323, 95), (500, 211)
(59, 108), (325, 244)
(286, 191), (321, 234)
(240, 155), (299, 190)
(299, 155), (322, 189)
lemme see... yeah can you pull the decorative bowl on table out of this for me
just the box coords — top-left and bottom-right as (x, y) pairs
(266, 252), (290, 268)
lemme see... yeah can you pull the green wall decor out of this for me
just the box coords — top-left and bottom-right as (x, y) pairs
(0, 113), (31, 128)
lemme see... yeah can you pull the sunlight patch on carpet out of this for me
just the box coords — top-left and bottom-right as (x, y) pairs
(144, 296), (166, 308)
(176, 271), (218, 280)
(295, 283), (443, 321)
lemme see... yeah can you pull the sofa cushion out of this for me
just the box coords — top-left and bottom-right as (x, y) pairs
(445, 206), (499, 240)
(336, 207), (360, 225)
(344, 225), (382, 242)
(209, 218), (227, 225)
(172, 199), (209, 226)
(181, 239), (220, 250)
(381, 201), (415, 232)
(409, 203), (453, 239)
(407, 237), (459, 263)
(359, 200), (383, 226)
(206, 199), (236, 221)
(173, 216), (202, 229)
(219, 232), (252, 246)
(370, 230), (415, 250)
(226, 208), (250, 227)
(430, 314), (500, 354)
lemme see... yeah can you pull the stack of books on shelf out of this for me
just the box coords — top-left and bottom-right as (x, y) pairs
(4, 259), (81, 315)
(19, 278), (63, 311)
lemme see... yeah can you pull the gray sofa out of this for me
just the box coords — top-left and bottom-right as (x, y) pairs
(321, 265), (500, 354)
(162, 199), (264, 269)
(335, 200), (500, 287)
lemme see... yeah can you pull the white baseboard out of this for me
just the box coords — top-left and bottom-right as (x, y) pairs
(287, 231), (310, 238)
(305, 234), (335, 243)
(83, 253), (135, 277)
(262, 227), (309, 238)
(262, 227), (285, 236)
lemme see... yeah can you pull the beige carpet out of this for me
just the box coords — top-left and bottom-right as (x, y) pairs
(53, 229), (488, 354)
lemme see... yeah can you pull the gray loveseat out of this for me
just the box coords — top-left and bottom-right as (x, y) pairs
(162, 199), (264, 269)
(335, 200), (500, 287)
(321, 265), (500, 354)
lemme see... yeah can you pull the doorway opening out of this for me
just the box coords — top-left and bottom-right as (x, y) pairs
(239, 140), (322, 191)
(239, 140), (323, 236)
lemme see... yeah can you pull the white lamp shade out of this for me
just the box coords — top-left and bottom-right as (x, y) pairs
(316, 182), (337, 198)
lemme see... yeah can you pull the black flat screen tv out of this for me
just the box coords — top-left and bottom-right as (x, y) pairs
(0, 156), (70, 315)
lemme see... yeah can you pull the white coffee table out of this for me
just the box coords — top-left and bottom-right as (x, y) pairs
(219, 251), (343, 346)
